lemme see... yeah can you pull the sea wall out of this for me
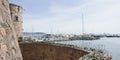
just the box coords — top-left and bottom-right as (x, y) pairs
(20, 43), (88, 60)
(0, 0), (22, 60)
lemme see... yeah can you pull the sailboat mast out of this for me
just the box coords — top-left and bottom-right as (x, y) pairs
(32, 25), (34, 38)
(82, 13), (84, 35)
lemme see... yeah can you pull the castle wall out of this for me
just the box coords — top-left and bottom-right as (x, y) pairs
(9, 3), (23, 41)
(20, 43), (88, 60)
(0, 0), (22, 60)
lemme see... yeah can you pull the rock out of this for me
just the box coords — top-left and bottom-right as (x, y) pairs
(1, 44), (7, 53)
(104, 55), (112, 60)
(0, 27), (6, 37)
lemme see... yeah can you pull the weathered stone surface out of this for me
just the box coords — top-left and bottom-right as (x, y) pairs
(10, 3), (23, 42)
(1, 44), (7, 53)
(0, 0), (22, 60)
(0, 27), (6, 37)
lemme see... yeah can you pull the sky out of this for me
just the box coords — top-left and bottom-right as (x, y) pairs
(9, 0), (120, 34)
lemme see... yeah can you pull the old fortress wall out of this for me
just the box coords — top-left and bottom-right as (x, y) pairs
(10, 3), (23, 42)
(0, 0), (22, 60)
(20, 43), (88, 60)
(20, 42), (112, 60)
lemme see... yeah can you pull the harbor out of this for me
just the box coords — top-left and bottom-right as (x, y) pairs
(53, 37), (120, 60)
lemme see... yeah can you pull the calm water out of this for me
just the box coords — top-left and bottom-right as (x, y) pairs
(54, 38), (120, 60)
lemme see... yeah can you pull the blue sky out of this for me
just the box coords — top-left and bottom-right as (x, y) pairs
(9, 0), (120, 34)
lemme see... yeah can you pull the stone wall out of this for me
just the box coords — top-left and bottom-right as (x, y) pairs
(0, 0), (22, 60)
(20, 43), (88, 60)
(10, 3), (23, 42)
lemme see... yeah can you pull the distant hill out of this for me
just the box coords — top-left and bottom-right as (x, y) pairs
(23, 32), (46, 37)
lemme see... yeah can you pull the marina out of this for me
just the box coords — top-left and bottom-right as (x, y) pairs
(53, 37), (120, 60)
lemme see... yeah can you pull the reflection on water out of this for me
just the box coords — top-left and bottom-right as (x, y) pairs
(54, 37), (120, 60)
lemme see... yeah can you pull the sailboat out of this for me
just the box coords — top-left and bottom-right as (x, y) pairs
(81, 13), (99, 40)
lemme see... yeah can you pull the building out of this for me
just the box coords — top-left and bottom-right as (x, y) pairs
(9, 3), (23, 42)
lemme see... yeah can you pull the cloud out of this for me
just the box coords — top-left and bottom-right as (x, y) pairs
(21, 0), (120, 34)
